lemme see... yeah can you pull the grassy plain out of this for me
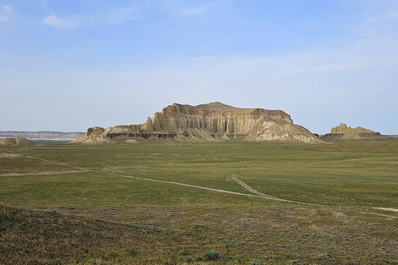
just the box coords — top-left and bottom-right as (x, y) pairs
(0, 140), (398, 264)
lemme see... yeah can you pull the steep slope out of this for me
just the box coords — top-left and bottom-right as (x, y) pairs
(75, 102), (321, 143)
(72, 127), (114, 144)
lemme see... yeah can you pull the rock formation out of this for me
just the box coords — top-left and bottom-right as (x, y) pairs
(74, 102), (322, 143)
(0, 137), (35, 145)
(72, 127), (114, 144)
(321, 123), (384, 140)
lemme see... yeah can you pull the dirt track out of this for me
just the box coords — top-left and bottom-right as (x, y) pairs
(3, 153), (398, 217)
(231, 174), (321, 206)
(115, 173), (262, 199)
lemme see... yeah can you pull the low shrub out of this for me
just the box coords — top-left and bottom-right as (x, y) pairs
(203, 250), (220, 261)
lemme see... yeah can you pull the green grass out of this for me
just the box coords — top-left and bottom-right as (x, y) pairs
(0, 172), (270, 210)
(1, 140), (398, 264)
(2, 141), (397, 207)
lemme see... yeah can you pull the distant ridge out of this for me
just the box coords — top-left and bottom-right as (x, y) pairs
(75, 102), (322, 143)
(0, 131), (84, 141)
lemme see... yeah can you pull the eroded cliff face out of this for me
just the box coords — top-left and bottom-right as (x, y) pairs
(75, 102), (321, 143)
(72, 127), (113, 144)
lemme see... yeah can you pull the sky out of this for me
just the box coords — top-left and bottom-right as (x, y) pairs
(1, 0), (398, 134)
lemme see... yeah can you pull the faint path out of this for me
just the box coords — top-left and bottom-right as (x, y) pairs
(113, 174), (263, 199)
(116, 173), (319, 206)
(231, 174), (322, 206)
(25, 156), (90, 172)
(0, 154), (90, 177)
(231, 174), (398, 218)
(0, 170), (90, 177)
(373, 207), (398, 213)
(3, 154), (398, 218)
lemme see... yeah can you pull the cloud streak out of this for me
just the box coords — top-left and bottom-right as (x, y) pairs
(0, 5), (13, 21)
(179, 2), (215, 17)
(42, 1), (216, 29)
(43, 14), (76, 28)
(180, 7), (205, 16)
(42, 6), (141, 29)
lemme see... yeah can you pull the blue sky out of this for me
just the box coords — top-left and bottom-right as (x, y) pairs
(1, 0), (398, 134)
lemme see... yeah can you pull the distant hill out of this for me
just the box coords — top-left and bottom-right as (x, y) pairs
(321, 123), (386, 140)
(75, 102), (322, 144)
(0, 137), (35, 145)
(0, 131), (84, 141)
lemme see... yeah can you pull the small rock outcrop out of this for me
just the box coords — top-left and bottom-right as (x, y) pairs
(0, 137), (35, 145)
(72, 127), (114, 144)
(75, 102), (322, 143)
(321, 123), (384, 140)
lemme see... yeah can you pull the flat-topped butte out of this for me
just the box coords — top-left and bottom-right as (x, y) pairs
(75, 102), (321, 143)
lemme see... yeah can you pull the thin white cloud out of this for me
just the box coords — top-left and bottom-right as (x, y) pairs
(104, 6), (141, 25)
(41, 1), (215, 29)
(388, 11), (398, 20)
(180, 7), (205, 16)
(43, 15), (60, 26)
(0, 5), (13, 21)
(194, 56), (217, 62)
(42, 6), (141, 29)
(43, 15), (77, 28)
(179, 2), (214, 16)
(356, 2), (398, 38)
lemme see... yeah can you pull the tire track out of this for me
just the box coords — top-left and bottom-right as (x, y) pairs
(231, 175), (398, 217)
(6, 154), (398, 218)
(113, 173), (265, 199)
(231, 174), (323, 206)
(25, 155), (90, 172)
(0, 155), (91, 177)
(0, 170), (90, 177)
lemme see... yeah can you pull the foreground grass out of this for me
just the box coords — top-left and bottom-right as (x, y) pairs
(1, 204), (397, 264)
(0, 140), (398, 264)
(1, 140), (397, 207)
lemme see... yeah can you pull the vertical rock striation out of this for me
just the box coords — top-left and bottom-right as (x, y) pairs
(75, 102), (322, 143)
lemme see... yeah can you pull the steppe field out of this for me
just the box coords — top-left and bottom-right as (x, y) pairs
(1, 140), (397, 264)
